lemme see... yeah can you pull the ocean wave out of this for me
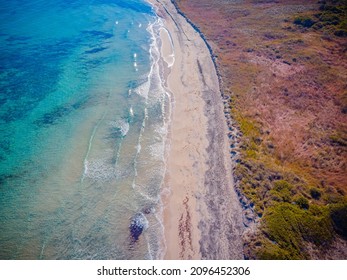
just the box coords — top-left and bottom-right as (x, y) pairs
(133, 18), (168, 107)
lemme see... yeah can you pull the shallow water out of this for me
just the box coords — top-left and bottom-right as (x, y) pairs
(0, 0), (169, 259)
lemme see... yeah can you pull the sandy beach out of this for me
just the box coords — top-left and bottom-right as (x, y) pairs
(149, 0), (244, 259)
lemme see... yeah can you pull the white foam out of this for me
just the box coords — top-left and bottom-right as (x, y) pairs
(136, 143), (141, 153)
(135, 213), (149, 231)
(149, 142), (164, 159)
(84, 159), (115, 182)
(139, 23), (142, 28)
(134, 18), (167, 106)
(110, 119), (130, 137)
(155, 125), (167, 137)
(133, 20), (165, 101)
(115, 21), (118, 25)
(134, 79), (150, 99)
(119, 121), (129, 137)
(144, 107), (148, 121)
(125, 18), (172, 260)
(133, 183), (160, 203)
(81, 110), (108, 183)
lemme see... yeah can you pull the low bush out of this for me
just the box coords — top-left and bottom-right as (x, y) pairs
(269, 180), (293, 203)
(261, 203), (334, 259)
(330, 203), (347, 238)
(294, 16), (316, 28)
(296, 197), (309, 209)
(310, 187), (322, 200)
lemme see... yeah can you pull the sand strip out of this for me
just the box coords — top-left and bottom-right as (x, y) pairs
(149, 0), (244, 259)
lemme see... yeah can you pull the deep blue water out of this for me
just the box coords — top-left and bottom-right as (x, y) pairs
(0, 0), (169, 259)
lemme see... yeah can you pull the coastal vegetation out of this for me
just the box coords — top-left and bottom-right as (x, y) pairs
(294, 0), (347, 37)
(175, 0), (347, 259)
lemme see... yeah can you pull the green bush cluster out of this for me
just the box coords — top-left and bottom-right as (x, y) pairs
(236, 129), (346, 259)
(293, 0), (347, 37)
(259, 203), (334, 259)
(270, 180), (293, 203)
(232, 72), (346, 258)
(256, 200), (347, 259)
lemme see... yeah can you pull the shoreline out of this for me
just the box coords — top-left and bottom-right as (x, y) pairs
(169, 0), (257, 230)
(149, 0), (244, 259)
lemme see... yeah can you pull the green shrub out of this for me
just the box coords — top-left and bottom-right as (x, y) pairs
(334, 29), (347, 36)
(273, 180), (292, 191)
(330, 203), (347, 238)
(319, 12), (340, 24)
(319, 4), (344, 14)
(269, 180), (293, 202)
(295, 1), (346, 36)
(310, 188), (322, 200)
(296, 197), (309, 209)
(262, 203), (334, 259)
(294, 16), (316, 28)
(257, 240), (297, 260)
(330, 134), (347, 146)
(300, 208), (333, 245)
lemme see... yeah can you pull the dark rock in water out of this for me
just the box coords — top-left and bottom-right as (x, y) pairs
(142, 206), (154, 215)
(129, 213), (148, 242)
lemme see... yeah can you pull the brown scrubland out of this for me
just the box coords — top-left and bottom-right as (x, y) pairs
(174, 0), (347, 259)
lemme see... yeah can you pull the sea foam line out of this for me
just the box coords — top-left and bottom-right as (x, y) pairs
(122, 12), (173, 259)
(133, 17), (171, 178)
(144, 15), (173, 259)
(81, 110), (108, 183)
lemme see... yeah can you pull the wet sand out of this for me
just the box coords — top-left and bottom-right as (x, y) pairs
(149, 0), (244, 259)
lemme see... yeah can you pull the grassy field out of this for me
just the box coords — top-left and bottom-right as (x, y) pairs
(174, 0), (347, 259)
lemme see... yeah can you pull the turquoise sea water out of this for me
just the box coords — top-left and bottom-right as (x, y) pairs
(0, 0), (169, 259)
